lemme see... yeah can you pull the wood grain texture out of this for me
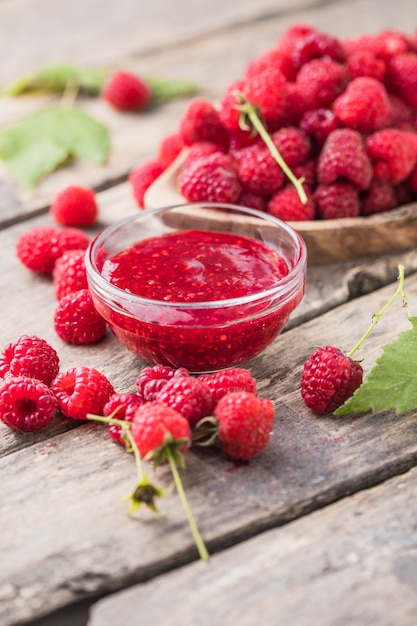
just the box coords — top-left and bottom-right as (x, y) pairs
(87, 467), (417, 626)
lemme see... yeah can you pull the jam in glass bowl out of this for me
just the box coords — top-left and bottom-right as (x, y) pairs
(85, 202), (307, 373)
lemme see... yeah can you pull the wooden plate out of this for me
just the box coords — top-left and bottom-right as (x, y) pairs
(143, 151), (417, 265)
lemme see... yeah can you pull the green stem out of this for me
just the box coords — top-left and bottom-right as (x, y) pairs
(166, 448), (209, 561)
(125, 429), (146, 483)
(347, 264), (410, 358)
(236, 94), (307, 205)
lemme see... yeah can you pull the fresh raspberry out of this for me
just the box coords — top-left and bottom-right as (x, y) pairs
(271, 127), (312, 167)
(0, 375), (57, 432)
(299, 109), (340, 147)
(237, 143), (285, 196)
(198, 367), (258, 410)
(389, 94), (414, 126)
(52, 366), (114, 420)
(52, 249), (88, 300)
(214, 391), (275, 461)
(332, 77), (393, 132)
(0, 335), (59, 386)
(291, 29), (345, 68)
(130, 401), (191, 460)
(236, 191), (267, 212)
(360, 181), (397, 216)
(136, 365), (190, 402)
(50, 185), (98, 227)
(182, 141), (226, 169)
(295, 58), (349, 110)
(16, 226), (59, 273)
(103, 392), (144, 445)
(342, 30), (409, 61)
(300, 345), (363, 414)
(386, 53), (417, 108)
(129, 160), (165, 209)
(314, 182), (360, 219)
(156, 132), (185, 169)
(53, 288), (107, 345)
(275, 23), (318, 57)
(156, 376), (212, 427)
(346, 50), (386, 81)
(178, 98), (229, 149)
(102, 70), (151, 111)
(280, 82), (308, 126)
(177, 152), (241, 203)
(267, 185), (316, 221)
(366, 129), (417, 184)
(243, 66), (289, 130)
(317, 129), (373, 190)
(292, 159), (318, 189)
(218, 79), (250, 137)
(245, 46), (297, 82)
(17, 225), (89, 274)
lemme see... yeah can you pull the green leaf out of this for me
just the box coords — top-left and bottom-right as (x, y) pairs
(147, 76), (199, 102)
(335, 316), (417, 416)
(1, 63), (108, 96)
(0, 106), (110, 188)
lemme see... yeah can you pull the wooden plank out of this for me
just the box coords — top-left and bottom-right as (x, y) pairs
(1, 242), (417, 623)
(87, 466), (417, 626)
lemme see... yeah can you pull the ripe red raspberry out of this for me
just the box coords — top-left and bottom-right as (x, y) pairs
(236, 191), (267, 213)
(346, 50), (386, 81)
(214, 391), (275, 461)
(182, 142), (226, 169)
(237, 143), (285, 196)
(50, 185), (98, 227)
(177, 152), (241, 203)
(275, 23), (318, 57)
(52, 249), (88, 300)
(267, 185), (316, 221)
(292, 29), (345, 68)
(103, 392), (144, 445)
(130, 401), (191, 460)
(314, 182), (360, 219)
(299, 109), (340, 147)
(0, 335), (59, 386)
(218, 79), (249, 136)
(300, 345), (363, 414)
(271, 127), (312, 167)
(179, 98), (229, 149)
(129, 160), (165, 209)
(317, 129), (373, 190)
(136, 365), (189, 402)
(156, 132), (184, 169)
(366, 129), (417, 184)
(386, 53), (417, 108)
(16, 226), (59, 273)
(243, 66), (289, 130)
(342, 30), (409, 61)
(332, 77), (393, 132)
(245, 46), (297, 82)
(102, 70), (151, 111)
(198, 367), (258, 410)
(0, 375), (57, 432)
(16, 225), (89, 274)
(54, 288), (107, 345)
(156, 376), (212, 427)
(295, 58), (348, 110)
(360, 181), (397, 216)
(52, 366), (114, 420)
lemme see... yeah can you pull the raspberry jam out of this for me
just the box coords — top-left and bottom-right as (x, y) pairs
(87, 205), (307, 373)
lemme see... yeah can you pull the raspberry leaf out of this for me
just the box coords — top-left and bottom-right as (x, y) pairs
(147, 77), (199, 102)
(0, 107), (110, 188)
(335, 316), (417, 416)
(1, 63), (107, 96)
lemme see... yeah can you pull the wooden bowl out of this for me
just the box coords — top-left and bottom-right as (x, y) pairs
(143, 151), (417, 265)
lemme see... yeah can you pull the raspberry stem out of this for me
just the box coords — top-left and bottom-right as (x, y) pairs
(347, 264), (411, 358)
(165, 446), (210, 561)
(235, 92), (308, 205)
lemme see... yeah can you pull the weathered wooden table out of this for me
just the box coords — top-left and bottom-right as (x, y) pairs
(1, 1), (417, 625)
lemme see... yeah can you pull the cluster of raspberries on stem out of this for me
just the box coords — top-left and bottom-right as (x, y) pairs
(129, 24), (417, 220)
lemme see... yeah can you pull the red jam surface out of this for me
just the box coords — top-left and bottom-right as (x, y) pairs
(95, 229), (304, 372)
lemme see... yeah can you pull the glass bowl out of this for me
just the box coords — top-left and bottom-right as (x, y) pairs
(85, 202), (307, 373)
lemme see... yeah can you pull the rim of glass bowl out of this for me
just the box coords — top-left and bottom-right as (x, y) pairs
(85, 202), (308, 310)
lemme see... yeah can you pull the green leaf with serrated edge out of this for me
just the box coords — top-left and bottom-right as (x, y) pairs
(1, 63), (108, 96)
(335, 316), (417, 416)
(0, 107), (110, 188)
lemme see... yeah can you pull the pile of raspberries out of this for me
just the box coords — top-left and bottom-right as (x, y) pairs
(130, 24), (417, 220)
